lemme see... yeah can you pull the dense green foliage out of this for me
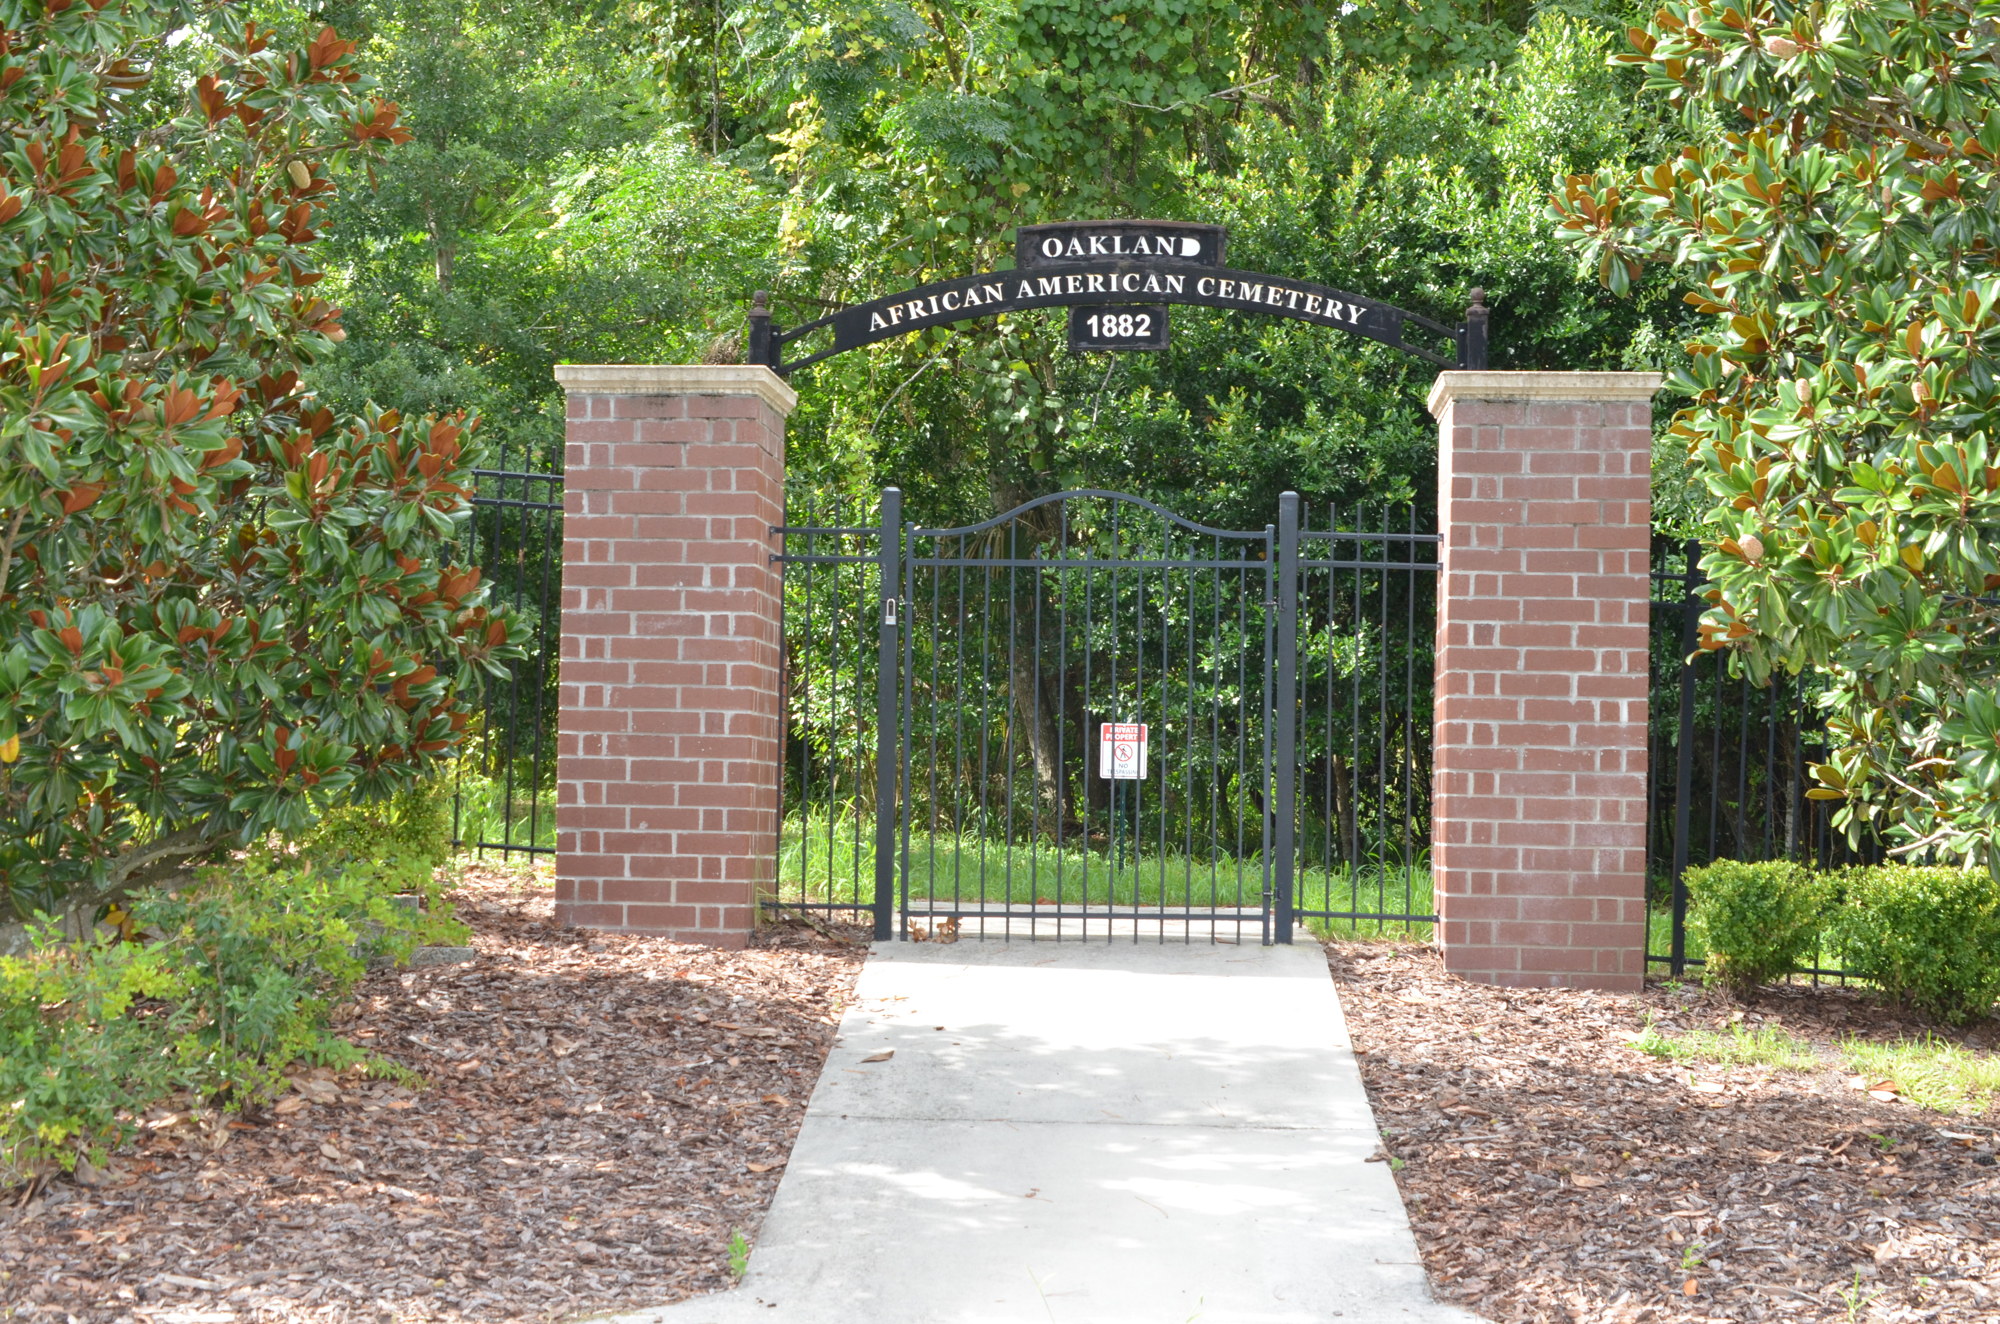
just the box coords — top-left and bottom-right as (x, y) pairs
(304, 0), (780, 466)
(0, 1), (524, 922)
(0, 856), (427, 1181)
(1831, 864), (2000, 1025)
(300, 0), (1690, 525)
(1686, 857), (2000, 1023)
(1554, 0), (2000, 867)
(754, 3), (1687, 525)
(298, 770), (461, 894)
(1684, 857), (1833, 991)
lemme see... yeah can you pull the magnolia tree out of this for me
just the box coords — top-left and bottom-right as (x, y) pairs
(0, 2), (523, 925)
(1553, 0), (2000, 868)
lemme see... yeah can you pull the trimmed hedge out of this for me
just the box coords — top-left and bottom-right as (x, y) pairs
(1829, 865), (2000, 1027)
(1686, 857), (2000, 1025)
(1685, 859), (1835, 994)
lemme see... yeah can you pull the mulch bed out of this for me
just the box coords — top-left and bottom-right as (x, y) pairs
(1, 864), (866, 1324)
(16, 897), (2000, 1324)
(1330, 941), (2000, 1323)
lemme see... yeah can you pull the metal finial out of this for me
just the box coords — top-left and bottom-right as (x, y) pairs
(746, 291), (777, 372)
(1461, 288), (1490, 370)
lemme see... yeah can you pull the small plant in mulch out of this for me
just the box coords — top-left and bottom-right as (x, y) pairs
(1, 856), (431, 1192)
(0, 866), (864, 1324)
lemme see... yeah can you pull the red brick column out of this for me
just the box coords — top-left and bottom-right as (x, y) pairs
(551, 365), (795, 947)
(1428, 372), (1659, 989)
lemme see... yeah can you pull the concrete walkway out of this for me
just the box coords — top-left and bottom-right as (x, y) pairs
(606, 937), (1482, 1324)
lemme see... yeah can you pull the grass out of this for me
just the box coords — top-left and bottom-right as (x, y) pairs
(453, 774), (556, 852)
(1645, 905), (1710, 967)
(1843, 1035), (2000, 1114)
(1633, 1019), (1822, 1071)
(775, 812), (1436, 937)
(1636, 1021), (2000, 1116)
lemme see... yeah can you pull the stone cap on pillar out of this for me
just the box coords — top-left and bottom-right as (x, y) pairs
(1427, 370), (1661, 418)
(554, 364), (799, 419)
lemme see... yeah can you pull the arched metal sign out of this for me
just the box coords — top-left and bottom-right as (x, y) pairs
(748, 220), (1488, 375)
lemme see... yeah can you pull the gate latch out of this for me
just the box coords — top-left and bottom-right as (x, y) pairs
(883, 597), (899, 627)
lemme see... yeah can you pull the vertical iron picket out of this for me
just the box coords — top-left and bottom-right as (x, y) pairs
(873, 489), (903, 941)
(1272, 493), (1301, 942)
(1669, 540), (1700, 978)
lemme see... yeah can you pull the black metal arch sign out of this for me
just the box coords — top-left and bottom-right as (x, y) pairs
(749, 220), (1488, 375)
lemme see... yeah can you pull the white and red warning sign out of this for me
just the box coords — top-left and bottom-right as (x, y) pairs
(1098, 722), (1149, 780)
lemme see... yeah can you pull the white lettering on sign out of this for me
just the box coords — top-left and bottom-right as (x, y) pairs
(1098, 722), (1149, 780)
(1038, 233), (1205, 261)
(846, 266), (1365, 348)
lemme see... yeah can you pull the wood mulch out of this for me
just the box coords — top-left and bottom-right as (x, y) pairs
(0, 863), (867, 1323)
(15, 894), (2000, 1324)
(1330, 941), (2000, 1324)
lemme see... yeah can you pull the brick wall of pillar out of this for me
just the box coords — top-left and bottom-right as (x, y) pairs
(551, 365), (796, 948)
(1427, 371), (1660, 989)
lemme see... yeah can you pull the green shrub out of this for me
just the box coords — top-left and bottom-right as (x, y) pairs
(1831, 865), (2000, 1027)
(303, 775), (455, 873)
(0, 857), (421, 1184)
(290, 772), (470, 950)
(1684, 859), (1834, 994)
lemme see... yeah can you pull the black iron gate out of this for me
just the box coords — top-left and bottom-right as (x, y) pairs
(772, 488), (1438, 943)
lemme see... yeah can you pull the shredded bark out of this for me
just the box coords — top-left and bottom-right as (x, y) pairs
(17, 899), (1994, 1324)
(1330, 941), (2000, 1323)
(0, 863), (865, 1322)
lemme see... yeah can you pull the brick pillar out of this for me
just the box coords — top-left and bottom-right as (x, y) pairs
(1427, 371), (1659, 989)
(551, 365), (796, 948)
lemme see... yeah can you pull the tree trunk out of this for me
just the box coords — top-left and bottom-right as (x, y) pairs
(428, 210), (455, 292)
(1332, 754), (1358, 868)
(0, 824), (214, 954)
(1008, 623), (1074, 835)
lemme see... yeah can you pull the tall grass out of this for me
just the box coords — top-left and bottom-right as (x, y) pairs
(775, 812), (1435, 937)
(453, 772), (557, 852)
(1646, 906), (1711, 971)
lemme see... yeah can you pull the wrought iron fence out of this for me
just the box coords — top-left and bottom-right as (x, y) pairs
(895, 489), (1279, 940)
(772, 492), (889, 917)
(1647, 538), (1880, 976)
(452, 457), (562, 856)
(443, 470), (1893, 968)
(1291, 504), (1438, 932)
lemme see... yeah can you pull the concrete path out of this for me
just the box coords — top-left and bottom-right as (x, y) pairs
(605, 937), (1482, 1324)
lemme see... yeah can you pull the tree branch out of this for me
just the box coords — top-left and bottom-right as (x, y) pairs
(0, 506), (27, 597)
